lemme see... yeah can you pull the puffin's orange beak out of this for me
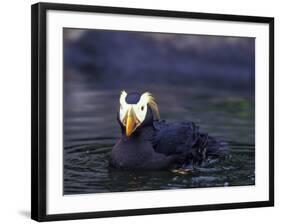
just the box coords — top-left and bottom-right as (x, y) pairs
(125, 107), (138, 137)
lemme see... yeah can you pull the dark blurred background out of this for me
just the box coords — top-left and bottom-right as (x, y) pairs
(63, 29), (255, 194)
(64, 29), (254, 89)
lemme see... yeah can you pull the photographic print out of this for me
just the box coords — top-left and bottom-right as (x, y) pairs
(31, 3), (274, 221)
(63, 29), (255, 195)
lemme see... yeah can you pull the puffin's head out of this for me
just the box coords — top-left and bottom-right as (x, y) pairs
(118, 91), (160, 137)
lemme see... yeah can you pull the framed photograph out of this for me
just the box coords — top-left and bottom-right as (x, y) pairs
(31, 2), (274, 222)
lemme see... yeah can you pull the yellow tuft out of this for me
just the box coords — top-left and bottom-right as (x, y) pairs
(143, 92), (160, 120)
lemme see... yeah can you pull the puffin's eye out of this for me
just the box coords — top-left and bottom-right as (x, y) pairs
(141, 106), (144, 111)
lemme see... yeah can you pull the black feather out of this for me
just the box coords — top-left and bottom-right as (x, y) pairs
(152, 120), (228, 166)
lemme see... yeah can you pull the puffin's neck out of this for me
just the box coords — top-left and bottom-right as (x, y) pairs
(122, 125), (154, 142)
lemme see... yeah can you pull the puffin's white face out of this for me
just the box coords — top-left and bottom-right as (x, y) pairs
(119, 91), (160, 137)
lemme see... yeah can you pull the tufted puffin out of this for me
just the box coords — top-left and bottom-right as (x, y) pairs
(110, 91), (228, 170)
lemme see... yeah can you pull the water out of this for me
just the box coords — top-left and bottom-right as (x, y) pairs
(63, 84), (255, 195)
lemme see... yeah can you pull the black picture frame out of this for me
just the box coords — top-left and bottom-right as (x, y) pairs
(31, 2), (274, 222)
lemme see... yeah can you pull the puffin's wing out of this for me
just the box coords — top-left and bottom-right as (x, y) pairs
(151, 120), (228, 164)
(152, 121), (199, 155)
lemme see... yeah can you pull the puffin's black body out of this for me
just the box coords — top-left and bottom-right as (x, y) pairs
(110, 92), (228, 170)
